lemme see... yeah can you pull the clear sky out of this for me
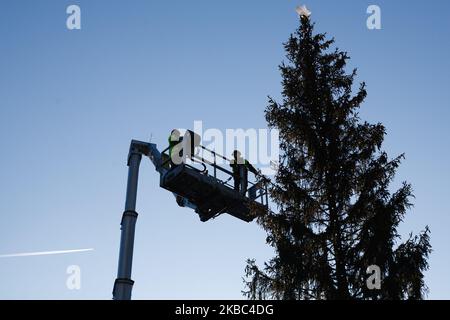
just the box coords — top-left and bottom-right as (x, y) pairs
(0, 0), (449, 299)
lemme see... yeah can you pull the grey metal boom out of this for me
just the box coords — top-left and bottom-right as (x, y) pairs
(112, 140), (153, 300)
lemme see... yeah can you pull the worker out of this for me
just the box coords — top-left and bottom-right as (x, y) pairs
(168, 129), (183, 167)
(230, 150), (258, 196)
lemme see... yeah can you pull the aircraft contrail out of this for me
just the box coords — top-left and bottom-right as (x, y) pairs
(0, 248), (94, 258)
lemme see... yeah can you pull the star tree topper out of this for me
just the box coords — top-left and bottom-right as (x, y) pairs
(296, 5), (311, 18)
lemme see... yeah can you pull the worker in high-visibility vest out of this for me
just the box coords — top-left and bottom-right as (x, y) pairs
(230, 150), (258, 196)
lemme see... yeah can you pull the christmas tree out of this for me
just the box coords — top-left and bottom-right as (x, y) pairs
(244, 15), (431, 300)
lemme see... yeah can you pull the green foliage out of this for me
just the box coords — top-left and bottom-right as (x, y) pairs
(244, 17), (431, 300)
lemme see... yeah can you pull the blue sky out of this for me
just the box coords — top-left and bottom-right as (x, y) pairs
(0, 0), (449, 299)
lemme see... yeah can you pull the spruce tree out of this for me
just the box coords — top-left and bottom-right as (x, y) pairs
(244, 16), (431, 300)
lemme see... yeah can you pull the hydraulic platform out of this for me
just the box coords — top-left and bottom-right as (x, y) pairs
(161, 163), (267, 222)
(152, 136), (269, 223)
(113, 137), (269, 300)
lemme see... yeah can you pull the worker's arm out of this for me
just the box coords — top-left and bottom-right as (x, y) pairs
(246, 161), (259, 175)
